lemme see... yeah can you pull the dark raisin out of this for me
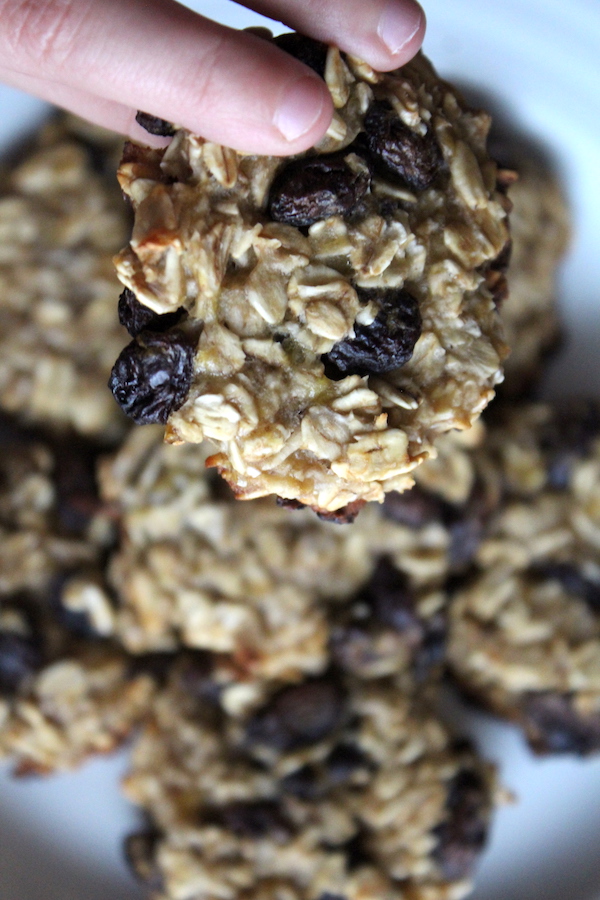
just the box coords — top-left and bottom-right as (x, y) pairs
(325, 743), (370, 784)
(362, 558), (422, 635)
(216, 800), (293, 843)
(343, 830), (372, 870)
(540, 401), (600, 489)
(432, 768), (490, 881)
(118, 287), (185, 338)
(316, 499), (366, 524)
(176, 651), (222, 706)
(268, 151), (371, 228)
(280, 764), (322, 800)
(413, 613), (447, 680)
(533, 562), (600, 611)
(363, 101), (444, 191)
(272, 33), (329, 77)
(51, 437), (102, 532)
(0, 631), (42, 695)
(382, 487), (444, 529)
(322, 286), (421, 378)
(446, 515), (484, 572)
(123, 830), (164, 890)
(135, 111), (176, 137)
(127, 651), (175, 685)
(109, 329), (195, 425)
(521, 692), (600, 755)
(275, 496), (307, 512)
(246, 677), (346, 751)
(442, 481), (497, 573)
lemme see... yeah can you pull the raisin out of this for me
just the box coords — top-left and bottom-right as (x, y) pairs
(322, 286), (421, 378)
(272, 33), (328, 77)
(109, 329), (195, 425)
(325, 743), (370, 784)
(246, 677), (346, 751)
(127, 651), (175, 686)
(135, 111), (176, 137)
(280, 764), (322, 800)
(363, 558), (421, 634)
(51, 435), (104, 531)
(275, 496), (307, 512)
(442, 481), (497, 573)
(176, 651), (222, 706)
(316, 499), (366, 524)
(414, 613), (447, 679)
(382, 487), (443, 529)
(124, 830), (164, 890)
(268, 151), (371, 228)
(363, 101), (443, 191)
(432, 768), (490, 881)
(118, 287), (185, 338)
(0, 630), (42, 695)
(522, 692), (600, 755)
(215, 800), (293, 843)
(276, 497), (365, 523)
(539, 401), (600, 489)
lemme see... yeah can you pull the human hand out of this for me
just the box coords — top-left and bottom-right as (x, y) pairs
(0, 0), (425, 154)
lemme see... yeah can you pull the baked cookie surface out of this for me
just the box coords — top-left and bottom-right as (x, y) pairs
(123, 661), (496, 900)
(0, 114), (131, 441)
(0, 423), (153, 773)
(98, 425), (492, 699)
(491, 131), (571, 395)
(448, 401), (600, 754)
(111, 41), (509, 515)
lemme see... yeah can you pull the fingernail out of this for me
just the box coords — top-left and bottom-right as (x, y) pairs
(378, 0), (424, 55)
(274, 77), (326, 142)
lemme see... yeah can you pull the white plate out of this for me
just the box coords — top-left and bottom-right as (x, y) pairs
(1, 1), (600, 898)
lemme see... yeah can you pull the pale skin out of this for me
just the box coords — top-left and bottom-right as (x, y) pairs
(0, 0), (425, 154)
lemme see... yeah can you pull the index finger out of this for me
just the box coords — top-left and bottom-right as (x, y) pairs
(237, 0), (426, 72)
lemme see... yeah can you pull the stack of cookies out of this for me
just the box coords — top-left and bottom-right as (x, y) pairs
(2, 34), (595, 900)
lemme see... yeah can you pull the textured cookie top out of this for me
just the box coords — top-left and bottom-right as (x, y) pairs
(494, 139), (570, 395)
(0, 424), (153, 773)
(448, 401), (600, 754)
(123, 663), (496, 900)
(0, 421), (103, 597)
(112, 41), (509, 515)
(99, 427), (461, 700)
(0, 114), (131, 441)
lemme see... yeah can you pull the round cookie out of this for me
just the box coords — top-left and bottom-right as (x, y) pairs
(0, 113), (131, 441)
(111, 39), (509, 516)
(448, 401), (600, 754)
(122, 660), (497, 900)
(490, 131), (570, 395)
(98, 426), (482, 698)
(0, 422), (153, 773)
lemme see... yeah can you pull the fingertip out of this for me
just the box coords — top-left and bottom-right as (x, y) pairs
(272, 75), (334, 153)
(376, 0), (426, 69)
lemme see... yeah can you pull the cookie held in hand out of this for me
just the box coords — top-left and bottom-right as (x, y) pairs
(112, 39), (509, 516)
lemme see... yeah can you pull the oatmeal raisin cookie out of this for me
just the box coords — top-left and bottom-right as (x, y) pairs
(111, 40), (509, 515)
(448, 401), (600, 754)
(122, 660), (497, 900)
